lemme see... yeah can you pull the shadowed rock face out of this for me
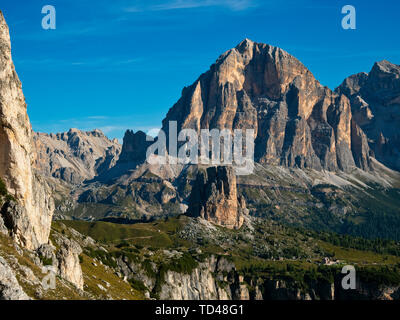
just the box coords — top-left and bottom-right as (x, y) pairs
(96, 130), (156, 181)
(117, 130), (152, 166)
(0, 11), (53, 250)
(336, 60), (400, 171)
(34, 129), (121, 184)
(161, 39), (371, 172)
(187, 166), (247, 229)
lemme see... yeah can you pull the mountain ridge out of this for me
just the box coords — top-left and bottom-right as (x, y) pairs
(34, 128), (121, 184)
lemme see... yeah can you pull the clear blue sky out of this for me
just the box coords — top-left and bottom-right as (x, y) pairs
(1, 0), (399, 140)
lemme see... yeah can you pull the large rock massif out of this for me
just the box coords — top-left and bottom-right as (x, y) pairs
(187, 166), (247, 229)
(0, 11), (53, 250)
(336, 60), (400, 171)
(162, 39), (371, 171)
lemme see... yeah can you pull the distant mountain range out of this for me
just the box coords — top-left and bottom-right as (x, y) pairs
(36, 39), (400, 181)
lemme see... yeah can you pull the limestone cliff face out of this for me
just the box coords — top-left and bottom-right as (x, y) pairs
(187, 166), (247, 229)
(159, 256), (234, 300)
(0, 11), (53, 250)
(160, 260), (400, 300)
(34, 129), (121, 184)
(54, 236), (84, 290)
(161, 39), (371, 171)
(336, 60), (400, 171)
(116, 252), (400, 300)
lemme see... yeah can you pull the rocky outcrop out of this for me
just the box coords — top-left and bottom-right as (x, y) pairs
(159, 256), (233, 300)
(95, 130), (159, 182)
(37, 237), (85, 290)
(0, 11), (53, 250)
(34, 129), (121, 184)
(187, 166), (247, 229)
(117, 130), (152, 166)
(117, 257), (156, 292)
(161, 39), (371, 172)
(0, 256), (30, 300)
(336, 60), (400, 171)
(54, 235), (84, 290)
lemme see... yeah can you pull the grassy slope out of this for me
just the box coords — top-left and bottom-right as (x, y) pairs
(61, 216), (400, 271)
(0, 229), (145, 300)
(61, 218), (184, 247)
(3, 214), (400, 300)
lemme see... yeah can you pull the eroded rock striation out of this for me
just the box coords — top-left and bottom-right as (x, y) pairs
(0, 11), (53, 250)
(161, 39), (371, 171)
(336, 60), (400, 171)
(187, 166), (247, 229)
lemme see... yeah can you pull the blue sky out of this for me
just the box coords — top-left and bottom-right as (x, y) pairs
(1, 0), (399, 140)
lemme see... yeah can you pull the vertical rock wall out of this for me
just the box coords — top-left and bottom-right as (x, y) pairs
(0, 11), (53, 250)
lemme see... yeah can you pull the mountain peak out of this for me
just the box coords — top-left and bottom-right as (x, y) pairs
(161, 40), (371, 172)
(0, 10), (10, 51)
(372, 59), (400, 74)
(240, 37), (254, 44)
(236, 38), (255, 49)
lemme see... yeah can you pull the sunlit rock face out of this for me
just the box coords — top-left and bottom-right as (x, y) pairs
(336, 60), (400, 171)
(187, 166), (247, 229)
(0, 11), (53, 250)
(162, 39), (371, 171)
